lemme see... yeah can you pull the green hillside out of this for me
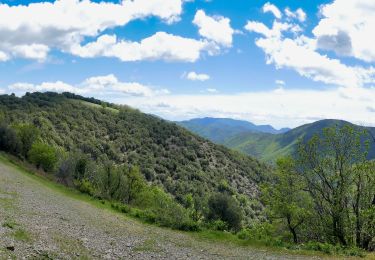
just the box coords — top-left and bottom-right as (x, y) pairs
(177, 117), (289, 143)
(0, 92), (270, 227)
(224, 119), (375, 161)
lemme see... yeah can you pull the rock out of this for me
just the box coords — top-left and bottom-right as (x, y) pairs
(6, 245), (15, 251)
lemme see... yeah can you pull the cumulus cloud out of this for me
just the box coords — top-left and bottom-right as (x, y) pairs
(7, 74), (169, 97)
(275, 80), (285, 85)
(245, 3), (375, 88)
(263, 2), (282, 19)
(193, 10), (235, 47)
(0, 0), (204, 62)
(184, 71), (210, 81)
(312, 0), (375, 62)
(111, 86), (375, 128)
(285, 8), (306, 22)
(70, 32), (211, 63)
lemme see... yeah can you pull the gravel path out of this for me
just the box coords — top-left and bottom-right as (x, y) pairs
(0, 161), (321, 259)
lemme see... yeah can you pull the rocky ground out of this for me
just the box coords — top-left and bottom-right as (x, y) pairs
(0, 160), (323, 259)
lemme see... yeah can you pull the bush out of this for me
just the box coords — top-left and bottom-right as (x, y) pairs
(75, 179), (95, 196)
(207, 193), (243, 231)
(28, 142), (58, 172)
(135, 186), (199, 231)
(237, 223), (283, 247)
(302, 242), (366, 257)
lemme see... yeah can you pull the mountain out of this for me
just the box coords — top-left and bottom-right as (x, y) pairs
(0, 92), (270, 222)
(177, 117), (290, 143)
(224, 119), (375, 161)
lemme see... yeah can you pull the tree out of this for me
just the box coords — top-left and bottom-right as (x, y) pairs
(261, 157), (311, 243)
(28, 142), (58, 172)
(296, 125), (368, 246)
(0, 124), (21, 155)
(14, 123), (40, 158)
(124, 166), (146, 204)
(207, 193), (243, 231)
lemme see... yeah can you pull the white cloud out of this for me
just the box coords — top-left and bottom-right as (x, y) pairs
(8, 74), (168, 97)
(193, 10), (234, 47)
(206, 88), (218, 93)
(285, 8), (306, 22)
(9, 81), (78, 93)
(0, 0), (187, 61)
(263, 2), (282, 19)
(185, 71), (210, 81)
(110, 86), (375, 128)
(313, 0), (375, 62)
(275, 80), (285, 85)
(245, 5), (375, 88)
(70, 32), (211, 63)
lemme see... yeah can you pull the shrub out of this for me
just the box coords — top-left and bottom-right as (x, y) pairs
(28, 142), (58, 172)
(207, 193), (243, 231)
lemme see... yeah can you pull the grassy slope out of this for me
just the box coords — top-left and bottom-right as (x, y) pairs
(0, 92), (271, 221)
(2, 153), (369, 259)
(224, 119), (375, 162)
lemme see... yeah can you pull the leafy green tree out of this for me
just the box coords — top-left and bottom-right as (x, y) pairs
(261, 157), (312, 243)
(296, 125), (368, 246)
(0, 124), (21, 155)
(124, 166), (146, 204)
(207, 193), (243, 231)
(13, 123), (40, 158)
(28, 142), (58, 172)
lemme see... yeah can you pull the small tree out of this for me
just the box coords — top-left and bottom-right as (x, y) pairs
(261, 157), (311, 243)
(207, 193), (243, 231)
(28, 142), (58, 172)
(14, 123), (40, 158)
(124, 166), (146, 204)
(296, 125), (368, 246)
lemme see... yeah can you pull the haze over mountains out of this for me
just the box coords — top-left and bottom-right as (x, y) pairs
(177, 118), (290, 143)
(178, 117), (375, 161)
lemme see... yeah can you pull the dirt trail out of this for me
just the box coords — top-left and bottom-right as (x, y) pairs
(0, 161), (319, 259)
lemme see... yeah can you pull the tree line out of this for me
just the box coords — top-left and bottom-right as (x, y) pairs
(260, 125), (375, 251)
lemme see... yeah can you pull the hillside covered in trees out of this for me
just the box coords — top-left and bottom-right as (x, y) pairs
(1, 92), (374, 255)
(0, 92), (270, 230)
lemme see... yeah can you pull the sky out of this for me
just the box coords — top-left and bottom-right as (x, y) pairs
(0, 0), (375, 129)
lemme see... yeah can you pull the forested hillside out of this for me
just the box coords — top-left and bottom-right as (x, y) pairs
(0, 92), (270, 230)
(177, 117), (289, 143)
(222, 119), (375, 161)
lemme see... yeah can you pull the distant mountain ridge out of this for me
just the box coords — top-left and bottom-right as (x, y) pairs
(177, 117), (290, 143)
(179, 118), (375, 162)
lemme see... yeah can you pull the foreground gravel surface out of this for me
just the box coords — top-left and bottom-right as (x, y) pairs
(0, 161), (321, 259)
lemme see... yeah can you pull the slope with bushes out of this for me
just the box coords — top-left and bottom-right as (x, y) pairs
(0, 92), (270, 230)
(224, 119), (375, 161)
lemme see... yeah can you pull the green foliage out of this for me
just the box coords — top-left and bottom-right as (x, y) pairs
(0, 92), (270, 226)
(13, 123), (40, 158)
(28, 142), (58, 172)
(207, 193), (243, 231)
(261, 157), (312, 243)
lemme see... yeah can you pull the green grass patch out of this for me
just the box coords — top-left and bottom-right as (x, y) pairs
(133, 238), (161, 253)
(13, 228), (31, 241)
(2, 218), (18, 229)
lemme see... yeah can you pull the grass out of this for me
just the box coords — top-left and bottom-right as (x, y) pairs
(2, 218), (18, 229)
(0, 153), (373, 259)
(13, 228), (31, 241)
(133, 238), (162, 253)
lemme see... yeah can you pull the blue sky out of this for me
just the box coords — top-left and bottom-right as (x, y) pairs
(0, 0), (374, 128)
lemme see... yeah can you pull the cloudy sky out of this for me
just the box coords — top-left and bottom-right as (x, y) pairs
(0, 0), (375, 128)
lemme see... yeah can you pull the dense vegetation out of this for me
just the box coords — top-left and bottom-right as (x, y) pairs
(181, 118), (375, 162)
(257, 125), (375, 253)
(1, 92), (374, 255)
(0, 92), (269, 231)
(177, 117), (289, 143)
